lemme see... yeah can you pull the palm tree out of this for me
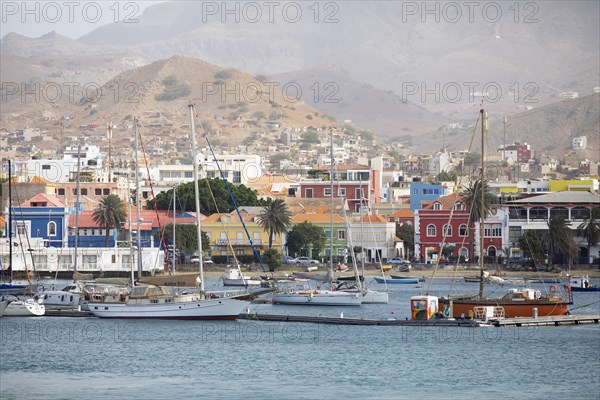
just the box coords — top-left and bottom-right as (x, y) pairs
(256, 199), (292, 249)
(543, 216), (572, 265)
(577, 207), (600, 264)
(93, 194), (127, 246)
(462, 178), (493, 263)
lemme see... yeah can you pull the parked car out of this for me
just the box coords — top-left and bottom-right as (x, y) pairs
(282, 256), (295, 264)
(203, 257), (214, 264)
(294, 257), (319, 264)
(388, 257), (410, 265)
(190, 256), (200, 264)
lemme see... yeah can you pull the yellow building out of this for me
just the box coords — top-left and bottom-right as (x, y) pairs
(201, 207), (284, 259)
(549, 179), (594, 192)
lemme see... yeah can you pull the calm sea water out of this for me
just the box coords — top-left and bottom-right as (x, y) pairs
(2, 277), (599, 399)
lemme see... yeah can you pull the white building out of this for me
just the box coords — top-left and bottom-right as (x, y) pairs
(573, 136), (587, 150)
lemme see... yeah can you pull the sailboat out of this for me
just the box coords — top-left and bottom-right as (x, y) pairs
(272, 130), (363, 306)
(438, 108), (571, 318)
(1, 160), (45, 317)
(87, 110), (251, 319)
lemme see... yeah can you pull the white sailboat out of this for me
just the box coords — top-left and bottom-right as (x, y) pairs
(221, 267), (261, 286)
(1, 160), (46, 317)
(87, 109), (250, 319)
(272, 130), (363, 306)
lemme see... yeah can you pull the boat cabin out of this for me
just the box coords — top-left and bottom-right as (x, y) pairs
(129, 285), (171, 299)
(410, 295), (438, 320)
(570, 276), (591, 289)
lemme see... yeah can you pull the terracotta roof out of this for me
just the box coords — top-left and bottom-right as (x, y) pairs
(388, 209), (414, 218)
(20, 193), (65, 207)
(291, 213), (345, 224)
(360, 214), (389, 223)
(422, 193), (464, 210)
(30, 176), (52, 184)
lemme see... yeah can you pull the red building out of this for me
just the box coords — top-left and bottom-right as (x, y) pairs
(416, 194), (504, 263)
(299, 164), (381, 212)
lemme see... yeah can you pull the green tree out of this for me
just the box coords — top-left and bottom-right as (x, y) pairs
(519, 230), (544, 263)
(262, 248), (282, 272)
(397, 223), (414, 259)
(286, 222), (326, 258)
(543, 216), (572, 265)
(302, 131), (320, 143)
(158, 224), (210, 255)
(462, 179), (493, 263)
(256, 199), (292, 249)
(149, 178), (264, 214)
(577, 207), (600, 262)
(436, 171), (457, 182)
(92, 194), (127, 246)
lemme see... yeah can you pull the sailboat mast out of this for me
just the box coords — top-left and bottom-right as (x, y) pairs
(329, 128), (334, 289)
(172, 184), (176, 275)
(478, 108), (487, 299)
(8, 160), (12, 282)
(134, 119), (143, 278)
(74, 143), (81, 275)
(188, 104), (205, 292)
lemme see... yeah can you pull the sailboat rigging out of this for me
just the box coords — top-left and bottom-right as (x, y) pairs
(437, 107), (571, 318)
(86, 110), (251, 319)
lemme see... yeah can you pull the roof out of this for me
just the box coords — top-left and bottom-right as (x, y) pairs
(359, 215), (388, 223)
(291, 213), (345, 224)
(422, 193), (464, 210)
(388, 209), (414, 218)
(30, 176), (52, 184)
(20, 193), (65, 207)
(510, 191), (600, 204)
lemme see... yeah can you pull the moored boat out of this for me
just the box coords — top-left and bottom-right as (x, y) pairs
(2, 296), (45, 317)
(272, 288), (362, 305)
(566, 276), (600, 292)
(374, 276), (420, 284)
(221, 267), (261, 286)
(87, 284), (250, 320)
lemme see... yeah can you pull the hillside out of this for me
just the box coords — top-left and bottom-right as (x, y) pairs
(1, 55), (336, 156)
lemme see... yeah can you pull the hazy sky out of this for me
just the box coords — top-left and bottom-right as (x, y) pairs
(1, 1), (164, 39)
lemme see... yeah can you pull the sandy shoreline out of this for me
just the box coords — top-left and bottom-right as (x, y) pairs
(182, 266), (600, 279)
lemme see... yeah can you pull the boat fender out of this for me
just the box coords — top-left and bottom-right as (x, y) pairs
(534, 290), (542, 299)
(564, 285), (571, 293)
(308, 293), (313, 301)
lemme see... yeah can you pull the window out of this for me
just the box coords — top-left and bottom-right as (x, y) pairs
(324, 188), (332, 197)
(484, 224), (502, 237)
(58, 188), (65, 195)
(459, 224), (468, 236)
(48, 221), (57, 236)
(185, 171), (192, 178)
(455, 202), (462, 210)
(571, 207), (589, 220)
(355, 188), (363, 199)
(433, 202), (441, 210)
(207, 171), (216, 179)
(443, 224), (452, 237)
(305, 188), (313, 198)
(80, 189), (87, 195)
(103, 189), (110, 195)
(95, 188), (102, 195)
(337, 230), (346, 240)
(426, 224), (436, 237)
(42, 164), (51, 170)
(529, 207), (547, 221)
(233, 171), (241, 183)
(413, 189), (417, 195)
(338, 188), (346, 197)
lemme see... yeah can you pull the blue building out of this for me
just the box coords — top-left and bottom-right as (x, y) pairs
(8, 193), (68, 247)
(409, 182), (447, 211)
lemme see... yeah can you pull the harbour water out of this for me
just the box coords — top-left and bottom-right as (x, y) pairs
(2, 277), (599, 399)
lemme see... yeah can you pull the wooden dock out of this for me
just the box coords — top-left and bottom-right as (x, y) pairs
(489, 314), (600, 327)
(238, 313), (481, 327)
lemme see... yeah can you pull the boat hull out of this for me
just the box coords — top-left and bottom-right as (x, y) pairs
(569, 287), (600, 292)
(223, 279), (261, 286)
(272, 290), (362, 306)
(87, 297), (250, 320)
(2, 299), (46, 317)
(446, 299), (570, 318)
(359, 289), (389, 304)
(374, 276), (419, 284)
